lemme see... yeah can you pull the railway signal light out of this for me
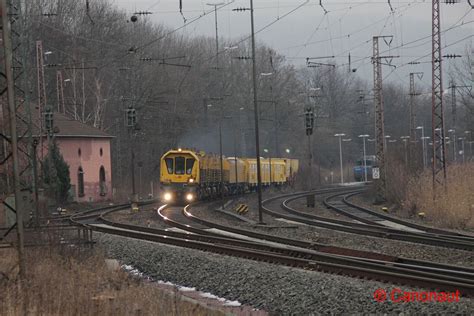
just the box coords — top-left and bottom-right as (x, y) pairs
(44, 107), (53, 133)
(126, 107), (137, 127)
(305, 107), (314, 136)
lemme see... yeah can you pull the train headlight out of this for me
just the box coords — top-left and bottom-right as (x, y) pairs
(163, 192), (172, 202)
(188, 178), (194, 183)
(186, 193), (194, 202)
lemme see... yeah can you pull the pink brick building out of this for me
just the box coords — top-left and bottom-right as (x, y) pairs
(47, 113), (113, 202)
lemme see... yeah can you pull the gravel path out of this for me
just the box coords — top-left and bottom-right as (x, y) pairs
(97, 233), (474, 315)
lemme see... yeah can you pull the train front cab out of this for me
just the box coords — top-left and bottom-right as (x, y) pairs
(160, 149), (199, 204)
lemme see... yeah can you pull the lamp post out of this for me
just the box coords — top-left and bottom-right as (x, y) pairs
(238, 107), (245, 156)
(358, 134), (369, 182)
(384, 135), (391, 149)
(448, 129), (456, 163)
(334, 133), (346, 184)
(421, 136), (431, 167)
(416, 126), (426, 168)
(400, 136), (410, 165)
(208, 103), (225, 209)
(342, 138), (352, 182)
(260, 72), (280, 158)
(458, 137), (465, 163)
(263, 148), (272, 184)
(367, 138), (375, 155)
(465, 131), (472, 161)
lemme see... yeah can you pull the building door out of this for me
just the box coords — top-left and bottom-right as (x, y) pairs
(78, 167), (84, 197)
(99, 166), (106, 196)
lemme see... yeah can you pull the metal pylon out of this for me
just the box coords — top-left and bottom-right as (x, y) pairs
(431, 0), (447, 193)
(409, 72), (422, 167)
(372, 35), (398, 201)
(372, 36), (386, 201)
(0, 0), (35, 278)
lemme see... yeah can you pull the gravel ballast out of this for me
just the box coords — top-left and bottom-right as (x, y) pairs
(188, 194), (474, 268)
(98, 233), (474, 315)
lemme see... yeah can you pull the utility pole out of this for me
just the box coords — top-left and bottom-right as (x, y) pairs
(431, 0), (447, 194)
(233, 1), (264, 222)
(409, 72), (423, 140)
(249, 0), (264, 224)
(372, 35), (398, 202)
(304, 105), (315, 206)
(56, 70), (65, 114)
(207, 2), (226, 209)
(447, 80), (470, 129)
(126, 106), (138, 202)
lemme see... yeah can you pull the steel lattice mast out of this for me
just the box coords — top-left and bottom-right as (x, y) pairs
(36, 40), (47, 159)
(0, 0), (34, 278)
(372, 35), (398, 201)
(431, 0), (447, 193)
(372, 36), (386, 201)
(409, 72), (423, 166)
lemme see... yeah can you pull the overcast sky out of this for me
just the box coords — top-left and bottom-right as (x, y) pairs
(111, 0), (473, 90)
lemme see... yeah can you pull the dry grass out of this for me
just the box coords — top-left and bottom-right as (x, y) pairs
(0, 248), (224, 316)
(404, 163), (474, 229)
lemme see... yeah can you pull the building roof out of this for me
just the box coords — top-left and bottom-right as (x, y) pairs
(2, 106), (113, 139)
(51, 112), (113, 138)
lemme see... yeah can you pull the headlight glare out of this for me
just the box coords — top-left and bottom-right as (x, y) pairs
(163, 192), (172, 201)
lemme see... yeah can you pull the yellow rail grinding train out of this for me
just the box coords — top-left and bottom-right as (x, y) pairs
(159, 148), (299, 203)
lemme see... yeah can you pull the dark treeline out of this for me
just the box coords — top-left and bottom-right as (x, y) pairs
(25, 0), (473, 194)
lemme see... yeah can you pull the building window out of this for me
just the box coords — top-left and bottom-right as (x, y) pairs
(100, 148), (103, 157)
(99, 166), (106, 196)
(78, 167), (85, 197)
(78, 148), (81, 157)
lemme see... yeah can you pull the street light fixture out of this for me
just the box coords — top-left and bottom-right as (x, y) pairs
(465, 131), (472, 160)
(358, 134), (369, 182)
(263, 148), (272, 184)
(384, 135), (391, 149)
(334, 133), (346, 184)
(458, 137), (465, 163)
(400, 136), (410, 165)
(448, 129), (456, 162)
(416, 126), (427, 168)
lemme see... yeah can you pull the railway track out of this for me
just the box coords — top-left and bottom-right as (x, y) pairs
(259, 189), (474, 251)
(68, 190), (474, 296)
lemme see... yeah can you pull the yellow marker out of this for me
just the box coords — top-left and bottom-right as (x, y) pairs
(381, 207), (388, 212)
(418, 212), (426, 218)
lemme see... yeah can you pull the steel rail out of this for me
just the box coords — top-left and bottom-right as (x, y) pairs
(342, 191), (474, 239)
(91, 222), (474, 295)
(103, 207), (474, 284)
(264, 191), (474, 251)
(66, 196), (474, 295)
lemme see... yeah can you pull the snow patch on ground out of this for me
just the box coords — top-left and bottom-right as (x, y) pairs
(121, 264), (242, 307)
(178, 286), (196, 292)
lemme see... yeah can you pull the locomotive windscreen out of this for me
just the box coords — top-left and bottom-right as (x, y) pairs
(175, 157), (185, 174)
